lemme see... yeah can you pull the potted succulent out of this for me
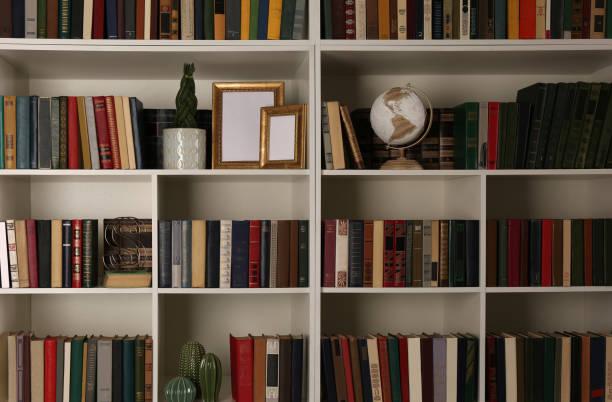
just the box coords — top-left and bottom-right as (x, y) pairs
(163, 63), (206, 169)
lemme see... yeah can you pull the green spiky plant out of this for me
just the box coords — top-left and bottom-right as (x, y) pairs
(199, 353), (222, 402)
(178, 341), (206, 397)
(175, 63), (198, 128)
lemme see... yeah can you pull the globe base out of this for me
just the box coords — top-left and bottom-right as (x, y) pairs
(380, 156), (423, 170)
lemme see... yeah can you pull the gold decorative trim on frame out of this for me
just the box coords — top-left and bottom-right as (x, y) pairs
(212, 81), (285, 169)
(259, 104), (307, 169)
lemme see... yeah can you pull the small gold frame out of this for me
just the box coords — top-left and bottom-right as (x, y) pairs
(259, 104), (308, 169)
(212, 82), (285, 169)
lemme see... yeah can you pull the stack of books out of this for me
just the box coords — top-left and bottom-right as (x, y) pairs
(0, 219), (98, 289)
(321, 333), (478, 402)
(321, 0), (609, 40)
(0, 0), (308, 40)
(0, 95), (145, 170)
(4, 332), (153, 401)
(322, 220), (479, 288)
(158, 220), (309, 288)
(487, 218), (612, 287)
(230, 334), (307, 402)
(486, 332), (612, 402)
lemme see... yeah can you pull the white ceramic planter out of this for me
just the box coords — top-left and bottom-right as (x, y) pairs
(162, 128), (206, 169)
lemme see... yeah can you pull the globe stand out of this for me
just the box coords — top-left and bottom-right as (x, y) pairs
(380, 148), (423, 170)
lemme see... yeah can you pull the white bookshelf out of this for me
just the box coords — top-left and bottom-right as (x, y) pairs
(0, 32), (611, 402)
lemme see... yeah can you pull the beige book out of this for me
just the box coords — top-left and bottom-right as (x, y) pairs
(82, 0), (93, 38)
(563, 220), (571, 287)
(181, 0), (195, 39)
(113, 96), (129, 169)
(31, 337), (45, 401)
(144, 0), (151, 39)
(77, 97), (92, 169)
(535, 0), (546, 38)
(63, 340), (72, 402)
(459, 0), (470, 39)
(8, 333), (17, 402)
(397, 0), (407, 39)
(504, 335), (518, 402)
(446, 336), (458, 402)
(51, 220), (63, 288)
(81, 341), (88, 402)
(366, 336), (383, 402)
(192, 220), (206, 288)
(219, 220), (232, 288)
(561, 335), (571, 402)
(335, 219), (349, 287)
(327, 102), (345, 170)
(122, 96), (137, 169)
(431, 220), (439, 287)
(355, 0), (366, 39)
(372, 220), (384, 288)
(408, 336), (422, 402)
(15, 220), (29, 288)
(423, 0), (432, 39)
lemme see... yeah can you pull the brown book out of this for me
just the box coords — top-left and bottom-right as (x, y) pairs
(144, 336), (153, 402)
(192, 220), (206, 288)
(136, 0), (146, 38)
(278, 335), (292, 402)
(378, 0), (390, 38)
(590, 0), (605, 38)
(327, 102), (345, 170)
(439, 220), (449, 287)
(0, 0), (11, 37)
(15, 220), (30, 288)
(520, 220), (530, 286)
(348, 335), (363, 402)
(81, 340), (88, 402)
(412, 221), (423, 287)
(420, 336), (434, 402)
(76, 97), (92, 169)
(113, 96), (130, 169)
(276, 221), (290, 287)
(486, 220), (497, 287)
(366, 0), (379, 37)
(289, 221), (299, 287)
(331, 336), (348, 402)
(252, 335), (267, 402)
(363, 220), (374, 287)
(340, 105), (365, 169)
(389, 0), (398, 38)
(552, 220), (564, 286)
(581, 334), (590, 402)
(51, 220), (62, 287)
(46, 0), (59, 37)
(583, 219), (593, 286)
(214, 0), (225, 39)
(4, 96), (16, 169)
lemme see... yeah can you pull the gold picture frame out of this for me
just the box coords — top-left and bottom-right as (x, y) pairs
(259, 104), (307, 169)
(212, 82), (285, 169)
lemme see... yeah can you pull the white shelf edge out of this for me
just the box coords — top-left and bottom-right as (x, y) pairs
(0, 287), (154, 294)
(322, 169), (612, 177)
(486, 286), (612, 293)
(0, 169), (310, 177)
(157, 287), (311, 294)
(322, 287), (481, 294)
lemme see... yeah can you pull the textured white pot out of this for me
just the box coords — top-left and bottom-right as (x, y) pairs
(163, 128), (206, 169)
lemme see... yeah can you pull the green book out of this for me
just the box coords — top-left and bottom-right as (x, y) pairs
(279, 0), (296, 39)
(584, 84), (611, 168)
(532, 335), (545, 402)
(249, 0), (259, 39)
(592, 219), (605, 286)
(69, 336), (86, 402)
(323, 0), (333, 38)
(135, 336), (145, 402)
(605, 220), (612, 285)
(598, 97), (612, 167)
(570, 220), (584, 286)
(449, 220), (467, 287)
(562, 83), (591, 168)
(496, 103), (508, 169)
(386, 336), (402, 402)
(575, 83), (602, 168)
(0, 96), (4, 169)
(607, 0), (612, 38)
(465, 335), (478, 402)
(529, 220), (542, 286)
(59, 0), (71, 38)
(37, 0), (46, 37)
(504, 103), (519, 169)
(554, 84), (578, 168)
(204, 0), (214, 39)
(497, 219), (508, 287)
(525, 336), (534, 402)
(542, 335), (555, 402)
(453, 102), (479, 169)
(123, 337), (136, 402)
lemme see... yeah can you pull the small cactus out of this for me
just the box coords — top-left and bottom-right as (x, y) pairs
(164, 376), (196, 402)
(199, 353), (222, 402)
(178, 341), (206, 395)
(175, 63), (198, 128)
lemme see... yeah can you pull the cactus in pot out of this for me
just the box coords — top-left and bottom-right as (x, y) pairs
(178, 341), (206, 396)
(199, 353), (222, 402)
(164, 376), (196, 402)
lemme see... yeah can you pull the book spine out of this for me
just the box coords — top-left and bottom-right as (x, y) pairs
(62, 220), (72, 288)
(267, 0), (282, 38)
(71, 0), (84, 37)
(323, 220), (336, 287)
(181, 220), (192, 288)
(71, 220), (82, 288)
(280, 0), (296, 38)
(3, 97), (16, 169)
(26, 219), (38, 288)
(50, 97), (59, 169)
(67, 97), (80, 169)
(81, 220), (97, 288)
(256, 0), (268, 38)
(135, 337), (145, 402)
(84, 97), (100, 169)
(59, 0), (71, 37)
(16, 96), (30, 169)
(85, 339), (97, 402)
(432, 0), (443, 38)
(405, 221), (413, 286)
(363, 220), (374, 287)
(171, 220), (182, 288)
(92, 97), (113, 169)
(58, 96), (68, 169)
(6, 220), (19, 288)
(422, 220), (433, 287)
(248, 220), (261, 287)
(335, 219), (349, 287)
(230, 220), (249, 288)
(383, 220), (395, 287)
(219, 220), (232, 288)
(348, 220), (364, 287)
(344, 0), (356, 38)
(158, 221), (171, 288)
(36, 0), (45, 37)
(393, 221), (407, 286)
(260, 220), (270, 288)
(206, 221), (220, 288)
(29, 96), (38, 168)
(412, 221), (423, 287)
(104, 96), (121, 169)
(321, 104), (334, 170)
(298, 221), (308, 287)
(144, 337), (153, 402)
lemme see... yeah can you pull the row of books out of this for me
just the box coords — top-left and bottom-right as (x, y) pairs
(0, 0), (308, 40)
(486, 331), (612, 402)
(4, 332), (153, 402)
(322, 220), (479, 288)
(486, 219), (612, 287)
(0, 95), (145, 170)
(321, 333), (479, 402)
(230, 334), (307, 402)
(158, 220), (309, 288)
(322, 0), (610, 40)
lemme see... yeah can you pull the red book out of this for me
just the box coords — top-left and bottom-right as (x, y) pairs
(519, 220), (530, 286)
(92, 97), (113, 169)
(92, 0), (105, 38)
(582, 0), (591, 38)
(541, 219), (553, 287)
(363, 220), (374, 287)
(26, 219), (38, 288)
(104, 96), (121, 169)
(507, 219), (521, 287)
(71, 219), (82, 288)
(229, 335), (254, 402)
(383, 220), (395, 287)
(486, 336), (498, 402)
(344, 0), (356, 39)
(136, 0), (145, 38)
(150, 0), (159, 38)
(323, 220), (336, 287)
(248, 220), (261, 288)
(339, 335), (355, 402)
(397, 334), (410, 402)
(584, 219), (592, 286)
(68, 97), (80, 169)
(377, 335), (393, 402)
(43, 337), (57, 402)
(487, 102), (500, 169)
(519, 0), (536, 38)
(393, 221), (406, 287)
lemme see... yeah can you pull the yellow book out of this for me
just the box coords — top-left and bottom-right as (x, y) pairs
(192, 220), (206, 288)
(241, 0), (250, 39)
(15, 220), (29, 288)
(507, 0), (519, 39)
(372, 220), (384, 287)
(113, 96), (129, 169)
(81, 340), (88, 402)
(535, 0), (546, 38)
(267, 0), (282, 39)
(77, 97), (92, 169)
(214, 8), (225, 39)
(4, 96), (16, 169)
(122, 96), (137, 169)
(378, 0), (390, 38)
(51, 220), (63, 288)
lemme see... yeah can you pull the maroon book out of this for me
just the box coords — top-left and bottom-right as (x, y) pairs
(72, 219), (82, 288)
(323, 220), (337, 287)
(150, 0), (159, 38)
(421, 336), (434, 402)
(541, 219), (553, 287)
(47, 0), (59, 38)
(0, 0), (12, 37)
(507, 219), (521, 287)
(582, 0), (591, 38)
(248, 220), (261, 288)
(92, 0), (105, 38)
(397, 334), (410, 402)
(365, 0), (378, 38)
(363, 220), (374, 287)
(406, 0), (417, 38)
(377, 335), (393, 402)
(344, 0), (356, 38)
(393, 220), (406, 287)
(104, 96), (121, 169)
(486, 336), (498, 402)
(92, 97), (113, 169)
(136, 0), (145, 38)
(26, 220), (38, 288)
(332, 0), (346, 38)
(383, 220), (395, 287)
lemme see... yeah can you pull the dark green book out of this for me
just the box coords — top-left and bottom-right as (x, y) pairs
(575, 83), (602, 168)
(59, 96), (68, 169)
(496, 103), (508, 169)
(545, 83), (574, 168)
(561, 82), (591, 168)
(569, 333), (582, 402)
(554, 84), (579, 168)
(592, 219), (605, 285)
(323, 0), (333, 38)
(529, 220), (541, 286)
(570, 219), (584, 286)
(464, 335), (478, 402)
(279, 0), (296, 39)
(135, 336), (145, 402)
(515, 102), (533, 169)
(605, 220), (612, 285)
(37, 0), (46, 37)
(387, 335), (402, 402)
(123, 337), (136, 402)
(516, 83), (549, 169)
(608, 0), (612, 38)
(298, 220), (309, 287)
(585, 83), (611, 168)
(453, 102), (479, 170)
(249, 0), (259, 38)
(450, 220), (467, 287)
(532, 335), (545, 402)
(534, 83), (558, 169)
(542, 334), (555, 402)
(524, 335), (534, 402)
(497, 219), (508, 287)
(69, 336), (86, 402)
(504, 103), (519, 169)
(59, 0), (71, 38)
(204, 0), (214, 38)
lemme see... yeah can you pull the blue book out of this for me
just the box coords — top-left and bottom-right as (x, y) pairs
(195, 0), (205, 39)
(494, 0), (507, 38)
(129, 98), (144, 169)
(158, 220), (172, 288)
(105, 0), (119, 38)
(12, 0), (25, 37)
(29, 96), (38, 169)
(357, 338), (372, 402)
(415, 0), (424, 38)
(205, 221), (220, 288)
(122, 337), (135, 402)
(16, 96), (30, 169)
(495, 336), (506, 402)
(256, 0), (269, 39)
(230, 220), (249, 288)
(590, 334), (606, 402)
(321, 337), (337, 402)
(260, 220), (271, 287)
(290, 337), (303, 402)
(181, 220), (192, 288)
(348, 220), (363, 287)
(0, 96), (4, 169)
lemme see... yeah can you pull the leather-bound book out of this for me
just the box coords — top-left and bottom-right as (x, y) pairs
(206, 220), (220, 288)
(112, 337), (123, 402)
(562, 83), (591, 168)
(260, 221), (271, 288)
(334, 219), (348, 288)
(3, 96), (17, 169)
(81, 220), (97, 288)
(581, 334), (590, 402)
(421, 110), (441, 169)
(61, 220), (72, 288)
(585, 84), (611, 169)
(14, 220), (29, 288)
(404, 222), (413, 287)
(528, 220), (542, 286)
(135, 336), (145, 402)
(253, 336), (267, 402)
(181, 220), (192, 288)
(298, 221), (308, 287)
(92, 97), (113, 169)
(339, 335), (355, 402)
(412, 221), (423, 287)
(71, 219), (82, 288)
(58, 0), (70, 37)
(552, 220), (564, 286)
(575, 84), (601, 168)
(393, 221), (407, 287)
(144, 336), (153, 402)
(69, 336), (86, 401)
(450, 220), (467, 287)
(591, 219), (604, 286)
(544, 84), (571, 168)
(496, 220), (508, 287)
(437, 221), (447, 287)
(15, 97), (30, 169)
(486, 336), (497, 402)
(276, 220), (290, 288)
(149, 0), (159, 39)
(289, 221), (299, 287)
(25, 219), (38, 288)
(6, 220), (19, 288)
(231, 220), (250, 288)
(159, 0), (171, 37)
(347, 336), (363, 402)
(465, 335), (478, 402)
(571, 219), (584, 286)
(105, 0), (119, 37)
(486, 220), (497, 287)
(331, 0), (345, 38)
(230, 335), (254, 402)
(92, 0), (104, 38)
(43, 337), (57, 402)
(465, 220), (479, 287)
(387, 335), (401, 402)
(122, 337), (136, 401)
(158, 220), (172, 288)
(85, 337), (98, 402)
(36, 220), (51, 288)
(104, 97), (121, 169)
(356, 337), (372, 402)
(383, 220), (395, 288)
(349, 220), (364, 287)
(422, 220), (433, 287)
(377, 335), (392, 402)
(605, 220), (612, 285)
(38, 97), (52, 169)
(371, 221), (384, 288)
(331, 336), (348, 402)
(583, 219), (593, 286)
(362, 221), (374, 287)
(420, 336), (434, 402)
(58, 96), (69, 168)
(249, 220), (262, 288)
(508, 219), (523, 287)
(321, 337), (337, 402)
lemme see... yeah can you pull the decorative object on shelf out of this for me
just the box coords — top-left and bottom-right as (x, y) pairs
(259, 104), (308, 169)
(164, 376), (197, 402)
(212, 82), (285, 169)
(370, 84), (433, 170)
(178, 341), (207, 395)
(163, 63), (206, 169)
(199, 352), (223, 402)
